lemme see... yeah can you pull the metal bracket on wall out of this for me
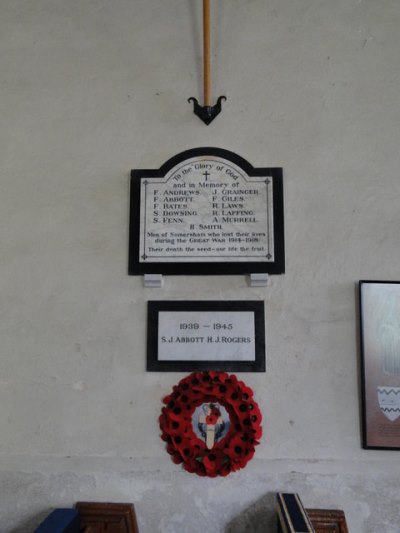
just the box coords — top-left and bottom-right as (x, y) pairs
(144, 274), (163, 288)
(188, 96), (226, 125)
(249, 273), (269, 287)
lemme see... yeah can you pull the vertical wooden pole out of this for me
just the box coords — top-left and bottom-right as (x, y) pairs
(203, 0), (211, 107)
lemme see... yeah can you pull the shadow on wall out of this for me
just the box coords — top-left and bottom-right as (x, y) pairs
(225, 492), (277, 533)
(10, 510), (50, 533)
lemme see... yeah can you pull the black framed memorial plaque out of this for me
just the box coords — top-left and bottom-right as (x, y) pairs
(129, 147), (284, 275)
(359, 280), (400, 449)
(147, 301), (265, 372)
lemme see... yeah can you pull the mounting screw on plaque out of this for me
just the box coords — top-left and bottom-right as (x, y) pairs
(188, 96), (227, 126)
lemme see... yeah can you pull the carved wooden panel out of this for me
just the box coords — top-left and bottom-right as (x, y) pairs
(306, 509), (349, 533)
(75, 502), (139, 533)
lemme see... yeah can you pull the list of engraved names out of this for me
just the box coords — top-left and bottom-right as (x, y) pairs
(139, 157), (274, 263)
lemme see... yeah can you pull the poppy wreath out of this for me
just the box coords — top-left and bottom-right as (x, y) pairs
(159, 371), (262, 477)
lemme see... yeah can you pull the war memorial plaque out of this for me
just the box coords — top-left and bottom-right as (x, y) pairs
(147, 300), (265, 372)
(129, 148), (284, 275)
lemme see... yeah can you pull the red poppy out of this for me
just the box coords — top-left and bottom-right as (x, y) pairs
(203, 449), (225, 476)
(219, 462), (232, 476)
(253, 425), (262, 440)
(171, 453), (183, 464)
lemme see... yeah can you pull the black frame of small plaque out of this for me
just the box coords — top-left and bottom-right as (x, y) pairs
(147, 300), (266, 372)
(129, 147), (284, 276)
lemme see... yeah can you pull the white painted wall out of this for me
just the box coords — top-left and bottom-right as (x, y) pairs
(1, 0), (400, 531)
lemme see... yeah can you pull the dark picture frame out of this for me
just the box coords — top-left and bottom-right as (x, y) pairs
(129, 147), (284, 276)
(147, 300), (265, 372)
(359, 280), (400, 449)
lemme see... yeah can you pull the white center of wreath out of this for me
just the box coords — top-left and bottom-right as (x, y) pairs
(192, 402), (230, 449)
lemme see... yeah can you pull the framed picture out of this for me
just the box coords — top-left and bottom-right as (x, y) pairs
(359, 280), (400, 449)
(147, 300), (265, 372)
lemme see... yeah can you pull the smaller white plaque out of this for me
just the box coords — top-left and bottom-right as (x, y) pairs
(147, 301), (266, 372)
(158, 311), (256, 362)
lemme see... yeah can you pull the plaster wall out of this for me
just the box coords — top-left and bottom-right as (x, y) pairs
(1, 0), (400, 531)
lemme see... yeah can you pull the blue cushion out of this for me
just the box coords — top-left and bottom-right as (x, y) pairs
(34, 509), (80, 533)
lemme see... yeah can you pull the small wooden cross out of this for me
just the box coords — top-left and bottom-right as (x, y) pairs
(199, 404), (222, 449)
